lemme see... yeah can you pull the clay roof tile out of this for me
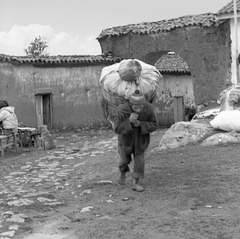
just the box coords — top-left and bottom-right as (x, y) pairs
(155, 52), (190, 74)
(0, 53), (122, 66)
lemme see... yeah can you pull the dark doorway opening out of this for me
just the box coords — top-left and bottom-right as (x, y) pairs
(35, 93), (52, 130)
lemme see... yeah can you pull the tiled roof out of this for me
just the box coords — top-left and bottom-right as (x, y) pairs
(155, 52), (190, 74)
(97, 13), (221, 40)
(0, 52), (122, 65)
(217, 0), (240, 15)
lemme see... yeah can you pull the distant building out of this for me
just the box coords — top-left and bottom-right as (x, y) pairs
(97, 13), (231, 111)
(0, 53), (121, 130)
(154, 52), (194, 125)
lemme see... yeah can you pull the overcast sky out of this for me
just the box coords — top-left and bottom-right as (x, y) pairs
(0, 0), (231, 56)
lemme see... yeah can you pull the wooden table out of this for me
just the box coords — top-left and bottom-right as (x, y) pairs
(17, 127), (41, 148)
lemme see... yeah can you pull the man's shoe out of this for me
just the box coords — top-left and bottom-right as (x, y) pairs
(118, 174), (126, 185)
(132, 184), (145, 192)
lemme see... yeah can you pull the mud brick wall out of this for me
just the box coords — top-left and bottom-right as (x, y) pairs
(0, 63), (108, 130)
(98, 21), (231, 105)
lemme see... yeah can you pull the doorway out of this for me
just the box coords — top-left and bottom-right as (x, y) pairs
(35, 93), (52, 129)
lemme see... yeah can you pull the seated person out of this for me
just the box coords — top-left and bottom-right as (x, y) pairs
(0, 101), (18, 135)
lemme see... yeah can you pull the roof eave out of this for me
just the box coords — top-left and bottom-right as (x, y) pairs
(216, 12), (240, 20)
(0, 53), (122, 65)
(160, 70), (191, 74)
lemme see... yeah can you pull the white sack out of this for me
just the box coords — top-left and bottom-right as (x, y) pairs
(210, 110), (240, 132)
(99, 59), (161, 99)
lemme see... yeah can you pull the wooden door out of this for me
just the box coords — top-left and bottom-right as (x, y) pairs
(35, 94), (52, 129)
(35, 95), (43, 126)
(174, 96), (184, 123)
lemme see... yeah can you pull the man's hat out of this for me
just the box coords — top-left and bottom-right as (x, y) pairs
(129, 89), (146, 105)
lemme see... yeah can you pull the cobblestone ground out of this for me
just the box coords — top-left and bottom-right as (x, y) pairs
(0, 129), (124, 239)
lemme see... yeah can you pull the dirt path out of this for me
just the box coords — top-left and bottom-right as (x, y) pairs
(1, 129), (240, 239)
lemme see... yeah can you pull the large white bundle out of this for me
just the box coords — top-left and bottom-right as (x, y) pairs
(210, 110), (240, 132)
(100, 59), (161, 99)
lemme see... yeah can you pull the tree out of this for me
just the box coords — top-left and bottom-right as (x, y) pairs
(24, 35), (48, 57)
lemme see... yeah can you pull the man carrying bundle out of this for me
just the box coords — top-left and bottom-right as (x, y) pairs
(114, 89), (158, 192)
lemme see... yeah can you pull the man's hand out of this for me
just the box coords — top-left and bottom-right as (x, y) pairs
(129, 113), (138, 123)
(132, 120), (140, 127)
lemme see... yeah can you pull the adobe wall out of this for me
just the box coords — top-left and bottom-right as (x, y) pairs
(0, 63), (108, 130)
(0, 63), (36, 127)
(154, 74), (195, 125)
(99, 21), (232, 105)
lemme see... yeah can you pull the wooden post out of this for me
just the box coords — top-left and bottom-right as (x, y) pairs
(234, 0), (240, 83)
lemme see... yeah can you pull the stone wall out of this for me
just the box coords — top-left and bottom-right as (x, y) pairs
(99, 21), (232, 105)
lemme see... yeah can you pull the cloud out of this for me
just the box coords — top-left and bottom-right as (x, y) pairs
(0, 24), (101, 56)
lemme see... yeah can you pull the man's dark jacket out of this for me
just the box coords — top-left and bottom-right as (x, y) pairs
(114, 102), (158, 155)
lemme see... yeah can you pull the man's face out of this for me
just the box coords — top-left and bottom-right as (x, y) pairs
(131, 104), (144, 113)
